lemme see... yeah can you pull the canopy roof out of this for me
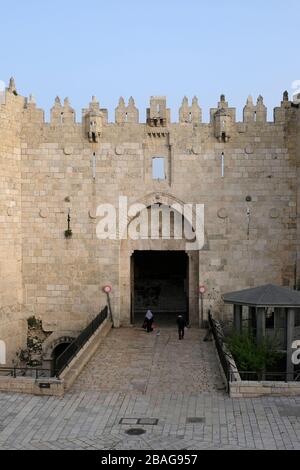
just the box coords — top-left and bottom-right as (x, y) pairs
(223, 284), (300, 308)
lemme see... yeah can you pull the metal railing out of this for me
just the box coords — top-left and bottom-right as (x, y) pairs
(55, 306), (108, 377)
(208, 311), (234, 389)
(0, 368), (51, 379)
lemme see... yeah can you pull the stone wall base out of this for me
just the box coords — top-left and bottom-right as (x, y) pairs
(230, 381), (300, 398)
(0, 377), (64, 396)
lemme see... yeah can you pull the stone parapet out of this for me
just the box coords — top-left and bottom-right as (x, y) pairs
(230, 381), (300, 398)
(0, 376), (64, 396)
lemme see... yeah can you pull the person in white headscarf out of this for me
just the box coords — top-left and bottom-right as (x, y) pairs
(145, 309), (154, 333)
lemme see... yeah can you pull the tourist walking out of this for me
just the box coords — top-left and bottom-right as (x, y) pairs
(177, 314), (186, 340)
(144, 310), (154, 333)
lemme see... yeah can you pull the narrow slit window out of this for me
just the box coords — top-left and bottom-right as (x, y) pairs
(92, 153), (96, 179)
(221, 152), (225, 178)
(152, 157), (165, 180)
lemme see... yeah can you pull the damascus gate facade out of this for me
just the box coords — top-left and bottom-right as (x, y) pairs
(0, 78), (300, 367)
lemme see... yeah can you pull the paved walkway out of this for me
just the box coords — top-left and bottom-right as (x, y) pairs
(0, 327), (300, 450)
(72, 326), (224, 394)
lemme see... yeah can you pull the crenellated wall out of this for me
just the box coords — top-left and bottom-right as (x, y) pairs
(0, 81), (300, 364)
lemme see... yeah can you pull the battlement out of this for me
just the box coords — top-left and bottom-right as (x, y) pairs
(1, 79), (299, 134)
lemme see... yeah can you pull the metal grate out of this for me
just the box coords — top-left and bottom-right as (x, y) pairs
(120, 418), (159, 426)
(126, 428), (147, 436)
(186, 417), (206, 424)
(138, 418), (159, 426)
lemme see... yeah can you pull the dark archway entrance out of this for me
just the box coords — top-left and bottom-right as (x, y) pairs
(51, 342), (71, 376)
(131, 251), (189, 325)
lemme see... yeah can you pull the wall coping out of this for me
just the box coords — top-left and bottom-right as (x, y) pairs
(230, 380), (300, 398)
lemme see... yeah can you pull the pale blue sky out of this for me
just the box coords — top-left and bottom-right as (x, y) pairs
(0, 0), (299, 121)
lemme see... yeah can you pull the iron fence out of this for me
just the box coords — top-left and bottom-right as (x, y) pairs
(208, 311), (233, 388)
(55, 306), (108, 377)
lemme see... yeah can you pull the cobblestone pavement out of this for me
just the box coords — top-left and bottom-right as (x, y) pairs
(0, 327), (300, 450)
(72, 326), (224, 394)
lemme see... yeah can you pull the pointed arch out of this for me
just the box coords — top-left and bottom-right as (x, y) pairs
(118, 192), (206, 327)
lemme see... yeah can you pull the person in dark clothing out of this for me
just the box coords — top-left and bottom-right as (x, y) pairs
(177, 315), (186, 340)
(145, 310), (154, 333)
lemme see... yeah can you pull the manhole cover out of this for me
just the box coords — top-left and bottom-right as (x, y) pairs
(125, 428), (147, 436)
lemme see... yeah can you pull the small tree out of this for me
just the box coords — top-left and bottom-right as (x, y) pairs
(226, 332), (282, 378)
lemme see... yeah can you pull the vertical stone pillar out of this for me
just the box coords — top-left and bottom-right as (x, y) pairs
(119, 249), (134, 327)
(234, 305), (243, 334)
(286, 308), (295, 380)
(187, 251), (199, 327)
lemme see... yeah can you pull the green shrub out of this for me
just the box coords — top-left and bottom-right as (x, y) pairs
(226, 332), (282, 375)
(27, 316), (40, 329)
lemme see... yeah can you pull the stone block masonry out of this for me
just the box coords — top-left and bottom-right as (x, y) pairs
(0, 80), (300, 365)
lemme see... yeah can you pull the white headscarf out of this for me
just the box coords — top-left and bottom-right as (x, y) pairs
(146, 310), (153, 320)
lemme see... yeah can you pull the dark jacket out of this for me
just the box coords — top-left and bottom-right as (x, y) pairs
(177, 316), (186, 329)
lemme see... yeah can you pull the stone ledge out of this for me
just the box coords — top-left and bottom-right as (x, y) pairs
(230, 381), (300, 398)
(0, 376), (64, 396)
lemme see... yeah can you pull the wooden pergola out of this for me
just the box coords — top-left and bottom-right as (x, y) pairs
(223, 284), (300, 376)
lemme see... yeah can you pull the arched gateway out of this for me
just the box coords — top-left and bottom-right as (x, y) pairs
(119, 193), (206, 327)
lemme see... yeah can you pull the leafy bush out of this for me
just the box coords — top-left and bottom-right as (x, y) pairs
(27, 316), (41, 329)
(226, 332), (282, 375)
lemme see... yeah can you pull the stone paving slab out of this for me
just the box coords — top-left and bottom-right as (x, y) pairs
(0, 327), (300, 450)
(71, 327), (224, 394)
(0, 390), (300, 449)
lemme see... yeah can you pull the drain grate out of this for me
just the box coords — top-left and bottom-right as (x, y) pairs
(187, 417), (205, 424)
(120, 417), (159, 426)
(126, 428), (147, 436)
(138, 418), (159, 426)
(119, 418), (138, 425)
